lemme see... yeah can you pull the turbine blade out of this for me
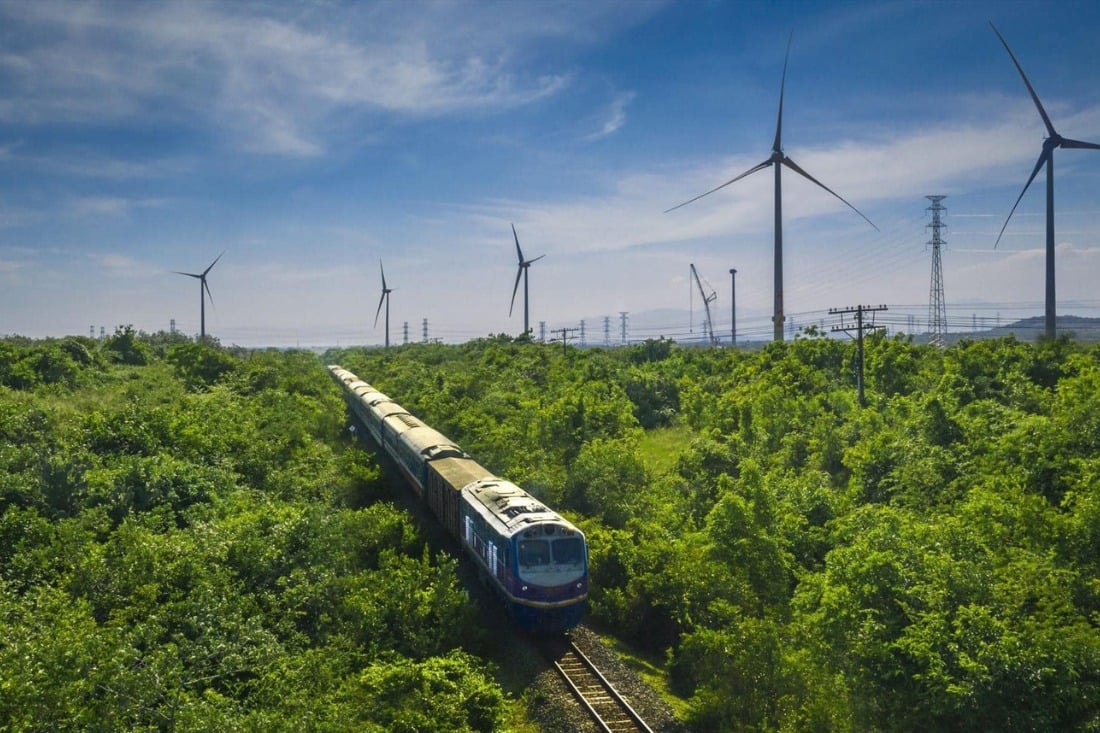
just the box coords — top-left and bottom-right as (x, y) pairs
(774, 31), (793, 153)
(989, 22), (1055, 137)
(526, 254), (546, 266)
(1059, 137), (1100, 150)
(511, 223), (525, 264)
(374, 291), (386, 328)
(509, 266), (523, 317)
(995, 149), (1048, 249)
(203, 278), (215, 310)
(379, 259), (387, 290)
(781, 156), (879, 231)
(174, 271), (201, 278)
(664, 159), (773, 213)
(203, 250), (226, 277)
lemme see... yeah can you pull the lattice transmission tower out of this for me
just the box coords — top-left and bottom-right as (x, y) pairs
(926, 195), (948, 348)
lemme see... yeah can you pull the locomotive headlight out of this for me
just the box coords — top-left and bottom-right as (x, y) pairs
(576, 582), (582, 589)
(522, 585), (528, 591)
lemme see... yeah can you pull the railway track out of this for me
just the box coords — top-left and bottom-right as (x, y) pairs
(543, 637), (655, 733)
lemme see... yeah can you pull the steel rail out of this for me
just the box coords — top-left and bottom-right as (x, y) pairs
(550, 640), (654, 733)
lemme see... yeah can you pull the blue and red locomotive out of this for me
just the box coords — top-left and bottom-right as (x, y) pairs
(328, 365), (588, 633)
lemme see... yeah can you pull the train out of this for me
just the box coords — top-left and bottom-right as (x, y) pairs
(327, 365), (588, 634)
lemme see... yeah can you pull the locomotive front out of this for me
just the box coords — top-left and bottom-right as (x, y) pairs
(511, 519), (588, 632)
(461, 479), (588, 633)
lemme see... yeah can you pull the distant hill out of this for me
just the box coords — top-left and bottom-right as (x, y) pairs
(610, 311), (1100, 347)
(945, 315), (1100, 345)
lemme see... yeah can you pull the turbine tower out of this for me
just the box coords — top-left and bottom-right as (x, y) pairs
(991, 22), (1100, 340)
(508, 223), (545, 336)
(666, 34), (877, 342)
(729, 268), (737, 346)
(374, 260), (393, 348)
(174, 251), (224, 341)
(926, 196), (948, 348)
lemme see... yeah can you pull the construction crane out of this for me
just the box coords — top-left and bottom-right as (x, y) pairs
(690, 263), (719, 346)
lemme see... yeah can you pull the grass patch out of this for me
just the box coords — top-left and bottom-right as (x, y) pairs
(637, 424), (695, 477)
(602, 632), (693, 721)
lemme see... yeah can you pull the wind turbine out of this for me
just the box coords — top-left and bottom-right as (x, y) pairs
(666, 34), (877, 342)
(174, 251), (224, 341)
(374, 260), (393, 348)
(990, 21), (1100, 340)
(508, 223), (545, 337)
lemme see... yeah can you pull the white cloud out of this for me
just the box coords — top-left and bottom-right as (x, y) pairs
(69, 196), (165, 218)
(0, 1), (615, 156)
(90, 252), (164, 279)
(584, 90), (636, 141)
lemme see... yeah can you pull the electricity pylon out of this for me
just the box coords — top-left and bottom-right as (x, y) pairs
(926, 195), (948, 348)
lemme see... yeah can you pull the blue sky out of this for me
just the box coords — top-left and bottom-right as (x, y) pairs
(2, 0), (1099, 347)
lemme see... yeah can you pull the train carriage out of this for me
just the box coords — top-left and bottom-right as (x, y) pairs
(426, 456), (495, 542)
(362, 401), (409, 446)
(392, 423), (467, 497)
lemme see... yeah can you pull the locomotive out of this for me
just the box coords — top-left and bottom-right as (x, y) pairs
(328, 365), (588, 633)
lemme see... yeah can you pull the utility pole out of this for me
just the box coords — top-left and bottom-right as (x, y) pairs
(830, 304), (888, 407)
(551, 327), (577, 355)
(579, 320), (586, 347)
(926, 195), (948, 348)
(538, 321), (546, 343)
(729, 268), (737, 346)
(422, 318), (428, 343)
(402, 321), (409, 345)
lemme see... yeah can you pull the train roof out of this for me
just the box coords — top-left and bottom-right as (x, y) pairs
(398, 423), (467, 461)
(328, 365), (356, 381)
(463, 478), (575, 537)
(353, 385), (392, 406)
(430, 455), (495, 491)
(372, 402), (412, 422)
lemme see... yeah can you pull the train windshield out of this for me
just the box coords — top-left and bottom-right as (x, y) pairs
(552, 537), (584, 565)
(519, 539), (551, 566)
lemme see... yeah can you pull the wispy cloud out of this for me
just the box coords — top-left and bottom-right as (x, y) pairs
(584, 90), (636, 141)
(69, 196), (166, 218)
(0, 1), (632, 157)
(90, 252), (164, 279)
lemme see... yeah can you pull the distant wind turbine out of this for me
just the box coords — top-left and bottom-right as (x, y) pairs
(174, 251), (224, 341)
(374, 260), (394, 348)
(508, 223), (545, 337)
(666, 33), (877, 342)
(990, 21), (1100, 340)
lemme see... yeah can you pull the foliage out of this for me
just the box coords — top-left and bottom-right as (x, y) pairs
(7, 330), (1100, 731)
(0, 336), (502, 731)
(329, 335), (1100, 731)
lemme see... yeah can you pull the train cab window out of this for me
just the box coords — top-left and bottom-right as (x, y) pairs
(552, 537), (584, 565)
(519, 539), (550, 566)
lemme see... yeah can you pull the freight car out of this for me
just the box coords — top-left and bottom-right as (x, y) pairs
(328, 365), (588, 633)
